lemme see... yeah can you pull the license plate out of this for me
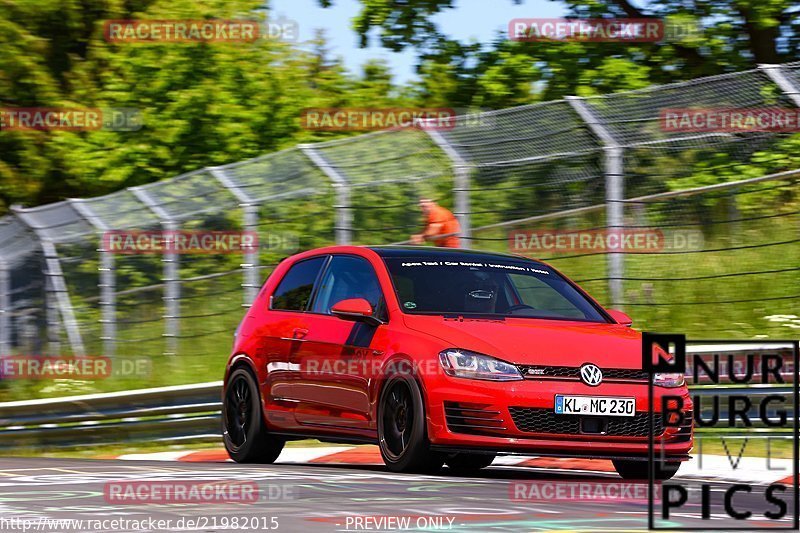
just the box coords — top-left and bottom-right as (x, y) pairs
(554, 395), (635, 417)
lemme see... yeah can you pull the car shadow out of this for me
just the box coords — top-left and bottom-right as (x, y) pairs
(271, 460), (620, 481)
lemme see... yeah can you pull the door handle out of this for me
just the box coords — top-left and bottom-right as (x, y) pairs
(292, 328), (309, 340)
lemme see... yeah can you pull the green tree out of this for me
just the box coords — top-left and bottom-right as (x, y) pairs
(0, 0), (413, 213)
(327, 0), (800, 106)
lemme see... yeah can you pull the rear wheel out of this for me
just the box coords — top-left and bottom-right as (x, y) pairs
(223, 367), (285, 463)
(445, 453), (496, 473)
(378, 374), (444, 474)
(613, 459), (680, 480)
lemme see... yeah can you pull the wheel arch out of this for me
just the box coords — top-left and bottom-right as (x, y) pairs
(224, 354), (269, 421)
(374, 352), (434, 434)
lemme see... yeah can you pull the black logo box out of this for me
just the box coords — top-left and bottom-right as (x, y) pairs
(643, 335), (799, 531)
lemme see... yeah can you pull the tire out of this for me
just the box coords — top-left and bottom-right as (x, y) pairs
(377, 373), (444, 474)
(612, 459), (681, 480)
(223, 367), (285, 463)
(445, 453), (496, 473)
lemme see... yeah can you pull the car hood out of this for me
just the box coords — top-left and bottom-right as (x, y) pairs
(402, 314), (643, 368)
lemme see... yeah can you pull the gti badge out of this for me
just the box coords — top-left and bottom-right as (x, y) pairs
(580, 363), (603, 386)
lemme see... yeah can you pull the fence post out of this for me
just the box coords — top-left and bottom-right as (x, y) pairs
(162, 220), (179, 356)
(566, 96), (625, 307)
(10, 206), (86, 356)
(241, 204), (260, 305)
(70, 199), (116, 357)
(759, 64), (800, 107)
(423, 127), (472, 249)
(44, 268), (60, 355)
(131, 187), (179, 356)
(605, 146), (625, 306)
(41, 240), (86, 356)
(300, 145), (352, 245)
(0, 258), (9, 356)
(209, 167), (260, 306)
(99, 250), (116, 356)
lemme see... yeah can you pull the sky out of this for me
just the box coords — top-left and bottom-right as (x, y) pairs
(269, 0), (567, 84)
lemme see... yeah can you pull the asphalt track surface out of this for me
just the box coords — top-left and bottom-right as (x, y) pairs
(0, 456), (795, 532)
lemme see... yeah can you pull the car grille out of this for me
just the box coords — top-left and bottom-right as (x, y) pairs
(508, 407), (664, 437)
(444, 402), (507, 435)
(675, 409), (693, 442)
(516, 365), (649, 382)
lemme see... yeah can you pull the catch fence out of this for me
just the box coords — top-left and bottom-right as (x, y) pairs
(1, 63), (799, 381)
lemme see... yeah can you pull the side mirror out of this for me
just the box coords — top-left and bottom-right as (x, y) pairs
(608, 309), (633, 327)
(331, 298), (384, 326)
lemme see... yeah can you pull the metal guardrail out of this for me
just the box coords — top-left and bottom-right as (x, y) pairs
(0, 343), (796, 449)
(0, 381), (223, 449)
(0, 384), (790, 449)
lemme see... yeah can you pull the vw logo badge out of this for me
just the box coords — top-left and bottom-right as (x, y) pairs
(580, 363), (603, 386)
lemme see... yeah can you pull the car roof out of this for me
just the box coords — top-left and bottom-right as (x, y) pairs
(367, 245), (548, 266)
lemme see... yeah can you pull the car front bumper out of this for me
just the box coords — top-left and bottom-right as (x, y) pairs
(424, 376), (693, 459)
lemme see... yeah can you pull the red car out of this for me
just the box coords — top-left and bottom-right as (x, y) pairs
(223, 246), (692, 478)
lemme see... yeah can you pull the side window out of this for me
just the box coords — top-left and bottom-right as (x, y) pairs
(271, 256), (326, 311)
(312, 256), (386, 319)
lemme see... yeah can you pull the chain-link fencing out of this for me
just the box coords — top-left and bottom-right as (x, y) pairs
(1, 62), (799, 393)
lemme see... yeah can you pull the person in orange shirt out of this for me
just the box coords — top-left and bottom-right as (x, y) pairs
(411, 198), (461, 248)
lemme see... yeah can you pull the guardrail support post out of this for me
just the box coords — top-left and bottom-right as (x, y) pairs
(300, 145), (352, 245)
(423, 127), (472, 249)
(566, 96), (625, 307)
(0, 260), (10, 356)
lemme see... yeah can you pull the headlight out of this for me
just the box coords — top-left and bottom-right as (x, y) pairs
(438, 349), (523, 381)
(653, 372), (685, 387)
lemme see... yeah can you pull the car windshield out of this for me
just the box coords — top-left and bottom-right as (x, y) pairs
(383, 256), (607, 322)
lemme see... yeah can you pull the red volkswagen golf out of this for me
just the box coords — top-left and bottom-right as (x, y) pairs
(223, 246), (692, 478)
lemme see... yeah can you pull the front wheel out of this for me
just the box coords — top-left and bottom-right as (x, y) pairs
(613, 459), (681, 480)
(223, 367), (285, 463)
(377, 374), (443, 474)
